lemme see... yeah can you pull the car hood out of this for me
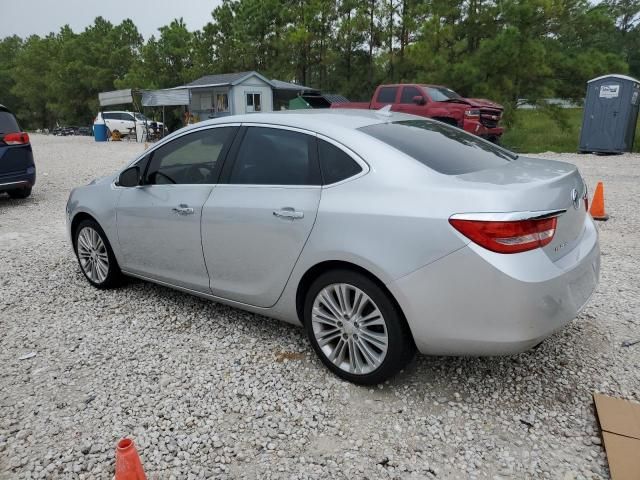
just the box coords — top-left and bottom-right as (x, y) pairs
(462, 98), (503, 110)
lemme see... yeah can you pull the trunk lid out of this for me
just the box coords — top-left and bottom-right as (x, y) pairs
(456, 157), (588, 262)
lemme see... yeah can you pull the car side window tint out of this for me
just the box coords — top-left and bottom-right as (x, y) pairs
(228, 127), (320, 186)
(377, 87), (398, 103)
(400, 86), (422, 104)
(145, 127), (236, 185)
(102, 113), (115, 120)
(318, 139), (362, 184)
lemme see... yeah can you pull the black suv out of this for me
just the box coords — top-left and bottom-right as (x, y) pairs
(0, 105), (35, 199)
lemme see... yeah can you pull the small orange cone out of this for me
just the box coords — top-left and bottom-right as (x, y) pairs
(590, 182), (609, 221)
(115, 438), (146, 480)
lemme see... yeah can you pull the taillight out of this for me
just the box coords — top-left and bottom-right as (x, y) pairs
(464, 109), (480, 118)
(449, 217), (558, 254)
(2, 132), (30, 145)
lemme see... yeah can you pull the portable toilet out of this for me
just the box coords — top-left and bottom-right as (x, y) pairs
(579, 74), (640, 153)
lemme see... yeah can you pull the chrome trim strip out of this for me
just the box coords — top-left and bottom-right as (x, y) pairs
(0, 180), (28, 188)
(449, 209), (567, 222)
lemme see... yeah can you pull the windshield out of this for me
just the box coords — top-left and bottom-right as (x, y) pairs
(359, 120), (517, 175)
(425, 86), (462, 102)
(134, 113), (148, 121)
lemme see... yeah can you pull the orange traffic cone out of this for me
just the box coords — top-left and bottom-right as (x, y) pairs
(590, 182), (609, 221)
(115, 438), (146, 480)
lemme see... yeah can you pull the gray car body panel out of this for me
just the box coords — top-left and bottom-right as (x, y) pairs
(67, 110), (600, 355)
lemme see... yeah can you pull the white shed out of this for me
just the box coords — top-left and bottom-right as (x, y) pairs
(185, 71), (275, 121)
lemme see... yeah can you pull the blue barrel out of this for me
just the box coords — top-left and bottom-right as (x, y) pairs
(94, 124), (108, 142)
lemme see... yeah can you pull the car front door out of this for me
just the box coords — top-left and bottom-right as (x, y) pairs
(202, 125), (321, 307)
(116, 126), (238, 292)
(396, 86), (427, 115)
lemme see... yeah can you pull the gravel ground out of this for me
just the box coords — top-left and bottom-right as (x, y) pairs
(1, 134), (639, 479)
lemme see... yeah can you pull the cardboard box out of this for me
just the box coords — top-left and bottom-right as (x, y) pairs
(593, 393), (640, 480)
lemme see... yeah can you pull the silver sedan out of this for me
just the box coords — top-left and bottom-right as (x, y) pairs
(66, 110), (600, 384)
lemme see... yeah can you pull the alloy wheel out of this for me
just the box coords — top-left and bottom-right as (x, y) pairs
(77, 227), (109, 284)
(311, 283), (388, 375)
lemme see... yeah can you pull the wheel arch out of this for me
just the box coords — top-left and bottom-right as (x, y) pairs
(70, 212), (99, 245)
(295, 260), (415, 347)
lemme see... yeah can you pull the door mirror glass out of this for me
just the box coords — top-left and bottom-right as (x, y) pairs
(118, 166), (140, 187)
(413, 95), (426, 105)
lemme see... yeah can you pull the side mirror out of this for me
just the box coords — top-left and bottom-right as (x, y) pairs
(413, 95), (426, 106)
(117, 166), (141, 187)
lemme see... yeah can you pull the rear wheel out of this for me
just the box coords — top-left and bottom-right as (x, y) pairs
(7, 187), (31, 199)
(304, 269), (415, 385)
(74, 219), (122, 289)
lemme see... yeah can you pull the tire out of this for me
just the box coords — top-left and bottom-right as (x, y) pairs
(73, 219), (122, 289)
(7, 187), (31, 199)
(304, 269), (416, 385)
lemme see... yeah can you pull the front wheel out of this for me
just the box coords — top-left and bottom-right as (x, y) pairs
(74, 219), (122, 289)
(304, 270), (415, 385)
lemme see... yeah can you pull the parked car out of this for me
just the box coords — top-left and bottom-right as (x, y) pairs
(66, 110), (600, 384)
(95, 111), (165, 137)
(332, 84), (504, 142)
(0, 104), (35, 199)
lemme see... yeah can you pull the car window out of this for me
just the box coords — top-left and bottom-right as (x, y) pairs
(359, 120), (517, 175)
(228, 127), (320, 185)
(0, 111), (20, 133)
(425, 87), (462, 102)
(102, 112), (116, 120)
(376, 87), (398, 104)
(400, 86), (422, 104)
(121, 113), (134, 121)
(318, 139), (362, 184)
(145, 127), (236, 185)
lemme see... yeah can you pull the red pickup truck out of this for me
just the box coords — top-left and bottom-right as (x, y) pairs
(332, 84), (504, 142)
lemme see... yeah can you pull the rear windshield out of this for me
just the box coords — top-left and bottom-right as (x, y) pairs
(359, 120), (517, 175)
(0, 111), (20, 134)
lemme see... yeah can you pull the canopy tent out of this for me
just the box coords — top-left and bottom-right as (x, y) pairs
(98, 88), (191, 140)
(98, 89), (134, 107)
(140, 88), (190, 107)
(98, 88), (190, 107)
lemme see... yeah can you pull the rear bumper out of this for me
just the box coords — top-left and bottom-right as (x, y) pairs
(0, 168), (36, 192)
(388, 216), (600, 355)
(463, 119), (504, 138)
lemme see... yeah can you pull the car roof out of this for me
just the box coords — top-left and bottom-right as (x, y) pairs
(182, 109), (424, 138)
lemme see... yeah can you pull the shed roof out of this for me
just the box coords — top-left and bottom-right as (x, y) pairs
(186, 71), (272, 89)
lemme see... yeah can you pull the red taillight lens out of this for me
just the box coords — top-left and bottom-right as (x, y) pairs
(2, 132), (30, 145)
(449, 217), (558, 254)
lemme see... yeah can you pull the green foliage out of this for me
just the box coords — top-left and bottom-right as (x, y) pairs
(502, 107), (640, 152)
(2, 0), (640, 130)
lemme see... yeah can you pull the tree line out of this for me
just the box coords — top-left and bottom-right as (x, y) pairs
(1, 0), (639, 129)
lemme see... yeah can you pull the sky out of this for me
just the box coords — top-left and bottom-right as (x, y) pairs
(0, 0), (224, 39)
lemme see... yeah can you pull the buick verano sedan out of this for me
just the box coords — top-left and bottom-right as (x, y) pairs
(66, 110), (600, 384)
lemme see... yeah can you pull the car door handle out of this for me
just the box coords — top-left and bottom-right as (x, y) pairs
(273, 207), (304, 220)
(172, 204), (194, 215)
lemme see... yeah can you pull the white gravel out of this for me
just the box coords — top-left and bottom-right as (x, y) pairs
(1, 135), (639, 479)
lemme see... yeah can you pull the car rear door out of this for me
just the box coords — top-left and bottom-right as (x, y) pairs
(201, 125), (321, 307)
(115, 126), (238, 292)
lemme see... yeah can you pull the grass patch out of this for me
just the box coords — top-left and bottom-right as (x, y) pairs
(501, 108), (640, 153)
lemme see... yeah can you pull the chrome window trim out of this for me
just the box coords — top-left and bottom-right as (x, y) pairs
(449, 209), (567, 222)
